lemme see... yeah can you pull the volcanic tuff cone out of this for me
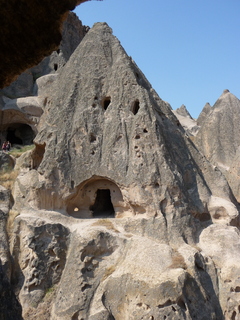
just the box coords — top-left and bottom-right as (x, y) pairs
(173, 105), (199, 136)
(195, 90), (240, 201)
(197, 102), (212, 126)
(10, 23), (240, 319)
(14, 23), (238, 226)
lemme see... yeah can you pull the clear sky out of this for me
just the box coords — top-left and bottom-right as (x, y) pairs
(74, 0), (240, 118)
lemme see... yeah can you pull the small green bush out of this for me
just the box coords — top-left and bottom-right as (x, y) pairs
(9, 144), (35, 158)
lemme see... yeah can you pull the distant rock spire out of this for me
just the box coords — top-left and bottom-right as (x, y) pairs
(175, 104), (193, 119)
(197, 102), (212, 126)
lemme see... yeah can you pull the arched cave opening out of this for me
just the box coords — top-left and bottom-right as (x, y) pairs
(90, 189), (115, 218)
(66, 177), (128, 219)
(6, 123), (35, 146)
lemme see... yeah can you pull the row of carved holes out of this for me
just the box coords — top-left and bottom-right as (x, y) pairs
(98, 97), (140, 115)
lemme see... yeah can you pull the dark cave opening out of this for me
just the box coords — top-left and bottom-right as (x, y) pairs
(90, 189), (115, 218)
(7, 130), (22, 144)
(131, 99), (140, 115)
(102, 97), (111, 111)
(6, 123), (35, 145)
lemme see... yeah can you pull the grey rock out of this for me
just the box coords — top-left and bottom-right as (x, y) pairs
(175, 104), (193, 119)
(9, 212), (226, 320)
(0, 186), (12, 279)
(0, 152), (15, 171)
(1, 71), (34, 99)
(6, 22), (240, 320)
(10, 217), (70, 318)
(195, 90), (240, 167)
(33, 74), (58, 96)
(19, 22), (236, 228)
(197, 102), (212, 126)
(173, 105), (199, 136)
(195, 90), (240, 201)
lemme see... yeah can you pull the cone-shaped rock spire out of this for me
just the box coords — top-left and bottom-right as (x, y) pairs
(15, 23), (238, 225)
(197, 102), (212, 126)
(195, 90), (240, 201)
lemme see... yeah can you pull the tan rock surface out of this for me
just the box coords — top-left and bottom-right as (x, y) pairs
(7, 22), (240, 320)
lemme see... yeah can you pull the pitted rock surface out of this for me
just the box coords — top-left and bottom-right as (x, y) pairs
(16, 22), (237, 227)
(2, 20), (240, 320)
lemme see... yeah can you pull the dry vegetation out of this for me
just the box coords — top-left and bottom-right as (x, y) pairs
(91, 219), (120, 233)
(169, 250), (187, 270)
(0, 169), (19, 191)
(102, 265), (116, 281)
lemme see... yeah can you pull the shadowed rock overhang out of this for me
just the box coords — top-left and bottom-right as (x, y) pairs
(0, 0), (94, 88)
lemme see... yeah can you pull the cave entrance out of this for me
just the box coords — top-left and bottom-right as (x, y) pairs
(6, 123), (35, 145)
(90, 189), (115, 218)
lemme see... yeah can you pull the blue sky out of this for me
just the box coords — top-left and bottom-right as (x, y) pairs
(74, 0), (240, 118)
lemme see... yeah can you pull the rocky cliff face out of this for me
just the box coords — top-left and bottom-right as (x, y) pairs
(2, 22), (238, 320)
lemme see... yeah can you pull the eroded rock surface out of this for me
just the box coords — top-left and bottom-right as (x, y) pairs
(195, 90), (240, 201)
(7, 22), (240, 319)
(9, 211), (226, 320)
(13, 23), (238, 227)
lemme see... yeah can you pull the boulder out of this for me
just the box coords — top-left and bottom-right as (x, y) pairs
(0, 152), (15, 171)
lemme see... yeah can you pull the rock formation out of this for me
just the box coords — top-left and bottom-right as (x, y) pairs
(173, 105), (199, 136)
(0, 0), (89, 88)
(195, 90), (240, 201)
(0, 12), (88, 147)
(14, 23), (238, 225)
(197, 102), (211, 126)
(3, 22), (239, 320)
